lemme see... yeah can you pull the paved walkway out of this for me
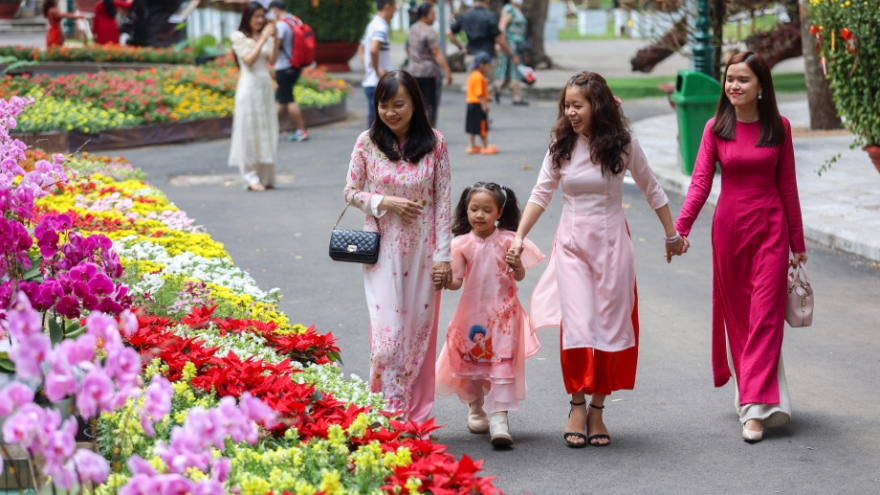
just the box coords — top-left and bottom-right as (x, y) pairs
(634, 100), (880, 262)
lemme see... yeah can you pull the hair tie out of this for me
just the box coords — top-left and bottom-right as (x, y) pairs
(498, 185), (508, 208)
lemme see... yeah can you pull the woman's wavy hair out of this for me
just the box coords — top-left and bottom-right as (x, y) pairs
(370, 70), (436, 164)
(451, 182), (521, 236)
(712, 51), (784, 147)
(550, 71), (631, 177)
(238, 2), (265, 37)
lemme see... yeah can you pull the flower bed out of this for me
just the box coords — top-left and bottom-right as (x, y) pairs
(0, 45), (198, 65)
(0, 96), (502, 495)
(0, 64), (350, 133)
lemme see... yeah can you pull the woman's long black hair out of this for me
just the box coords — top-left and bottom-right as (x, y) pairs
(711, 51), (784, 147)
(237, 1), (265, 37)
(549, 71), (631, 177)
(451, 182), (521, 236)
(103, 0), (116, 18)
(370, 70), (436, 164)
(42, 0), (57, 18)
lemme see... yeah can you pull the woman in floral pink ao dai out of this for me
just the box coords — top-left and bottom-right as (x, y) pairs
(343, 71), (452, 423)
(434, 183), (543, 447)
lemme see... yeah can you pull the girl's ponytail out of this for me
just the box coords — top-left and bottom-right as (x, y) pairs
(451, 186), (475, 236)
(496, 185), (521, 232)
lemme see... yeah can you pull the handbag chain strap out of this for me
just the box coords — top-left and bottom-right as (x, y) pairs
(333, 195), (378, 230)
(332, 196), (356, 230)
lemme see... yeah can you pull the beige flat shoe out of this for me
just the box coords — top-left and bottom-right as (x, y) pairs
(742, 421), (763, 443)
(467, 397), (489, 434)
(489, 411), (513, 447)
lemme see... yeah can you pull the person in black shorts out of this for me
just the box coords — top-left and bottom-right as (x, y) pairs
(465, 52), (498, 155)
(269, 0), (308, 142)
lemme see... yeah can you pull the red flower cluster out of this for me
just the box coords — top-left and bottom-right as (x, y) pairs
(126, 309), (360, 440)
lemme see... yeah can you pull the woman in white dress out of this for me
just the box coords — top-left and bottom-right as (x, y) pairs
(228, 2), (279, 192)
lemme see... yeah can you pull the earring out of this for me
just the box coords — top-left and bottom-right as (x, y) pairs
(758, 92), (763, 100)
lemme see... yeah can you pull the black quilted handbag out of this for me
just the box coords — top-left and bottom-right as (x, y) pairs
(329, 196), (380, 264)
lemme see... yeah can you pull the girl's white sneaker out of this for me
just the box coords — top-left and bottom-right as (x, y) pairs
(489, 411), (513, 447)
(467, 397), (489, 434)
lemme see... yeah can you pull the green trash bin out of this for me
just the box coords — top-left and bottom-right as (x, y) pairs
(669, 70), (721, 176)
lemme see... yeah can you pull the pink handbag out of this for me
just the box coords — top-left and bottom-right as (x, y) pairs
(785, 263), (813, 327)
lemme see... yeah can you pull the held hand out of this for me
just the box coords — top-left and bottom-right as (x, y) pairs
(446, 73), (453, 86)
(665, 238), (684, 263)
(432, 261), (451, 291)
(381, 196), (423, 222)
(507, 237), (524, 260)
(505, 249), (523, 271)
(664, 236), (689, 263)
(790, 252), (808, 269)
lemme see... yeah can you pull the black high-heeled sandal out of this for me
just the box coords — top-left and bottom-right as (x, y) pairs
(587, 403), (611, 447)
(563, 400), (588, 448)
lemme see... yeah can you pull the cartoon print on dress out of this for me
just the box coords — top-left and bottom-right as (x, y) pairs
(465, 325), (496, 362)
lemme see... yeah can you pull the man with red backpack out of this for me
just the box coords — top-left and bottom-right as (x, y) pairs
(269, 0), (315, 142)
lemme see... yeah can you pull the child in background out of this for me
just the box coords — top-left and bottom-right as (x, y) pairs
(465, 52), (499, 155)
(434, 182), (543, 447)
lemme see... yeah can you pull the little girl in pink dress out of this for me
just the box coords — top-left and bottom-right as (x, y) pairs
(433, 182), (543, 447)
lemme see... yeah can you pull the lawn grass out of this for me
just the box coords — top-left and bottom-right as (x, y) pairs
(557, 19), (617, 41)
(721, 13), (778, 41)
(607, 72), (806, 100)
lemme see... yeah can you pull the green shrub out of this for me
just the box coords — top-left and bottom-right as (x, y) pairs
(287, 0), (373, 43)
(809, 0), (880, 145)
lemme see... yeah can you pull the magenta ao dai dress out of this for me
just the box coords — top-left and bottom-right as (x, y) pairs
(529, 137), (669, 356)
(675, 118), (805, 425)
(343, 130), (452, 423)
(435, 229), (543, 413)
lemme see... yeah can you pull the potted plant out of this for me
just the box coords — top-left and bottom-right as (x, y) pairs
(0, 0), (22, 20)
(809, 0), (880, 172)
(287, 0), (372, 72)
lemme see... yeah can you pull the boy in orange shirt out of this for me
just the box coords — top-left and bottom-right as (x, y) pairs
(465, 52), (499, 155)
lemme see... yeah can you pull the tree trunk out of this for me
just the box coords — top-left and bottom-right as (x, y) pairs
(799, 1), (841, 130)
(711, 0), (725, 80)
(521, 0), (553, 68)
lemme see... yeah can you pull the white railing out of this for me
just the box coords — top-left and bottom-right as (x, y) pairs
(185, 7), (241, 42)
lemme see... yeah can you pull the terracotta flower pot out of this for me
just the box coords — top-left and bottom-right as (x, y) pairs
(0, 3), (21, 19)
(315, 42), (360, 72)
(863, 145), (880, 174)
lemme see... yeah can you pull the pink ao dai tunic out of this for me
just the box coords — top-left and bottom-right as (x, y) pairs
(343, 130), (452, 423)
(529, 136), (669, 353)
(435, 229), (543, 413)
